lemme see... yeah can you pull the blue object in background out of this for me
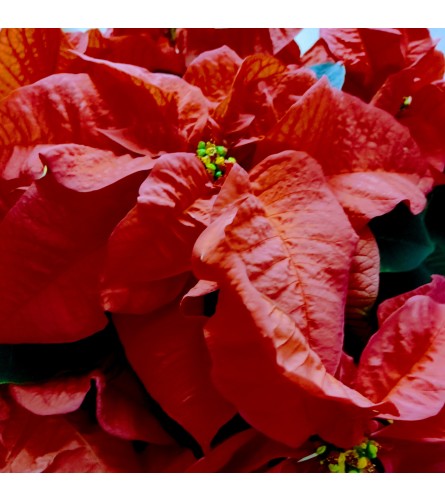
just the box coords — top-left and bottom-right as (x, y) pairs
(295, 28), (320, 55)
(429, 28), (445, 53)
(309, 62), (346, 89)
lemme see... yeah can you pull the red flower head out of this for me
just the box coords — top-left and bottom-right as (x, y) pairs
(0, 28), (444, 473)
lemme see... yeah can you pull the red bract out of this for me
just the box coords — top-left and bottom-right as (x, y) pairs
(184, 46), (243, 107)
(371, 45), (444, 117)
(0, 73), (122, 183)
(192, 159), (445, 451)
(67, 28), (301, 76)
(67, 53), (209, 156)
(317, 28), (443, 102)
(378, 274), (445, 322)
(209, 53), (316, 151)
(345, 227), (380, 339)
(101, 152), (215, 314)
(9, 369), (173, 445)
(0, 28), (74, 99)
(0, 148), (150, 343)
(396, 82), (445, 172)
(176, 28), (301, 66)
(0, 54), (209, 191)
(113, 300), (235, 452)
(75, 29), (185, 75)
(308, 29), (445, 173)
(259, 77), (433, 228)
(0, 389), (146, 472)
(9, 375), (92, 416)
(378, 439), (445, 473)
(192, 152), (388, 448)
(1, 28), (445, 473)
(355, 295), (445, 421)
(187, 428), (309, 473)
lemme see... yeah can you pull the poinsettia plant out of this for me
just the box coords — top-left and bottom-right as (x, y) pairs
(0, 27), (445, 473)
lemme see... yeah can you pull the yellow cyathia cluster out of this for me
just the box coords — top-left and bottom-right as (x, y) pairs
(321, 439), (380, 473)
(196, 141), (236, 181)
(298, 438), (381, 473)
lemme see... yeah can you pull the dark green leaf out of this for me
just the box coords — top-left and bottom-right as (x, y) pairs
(423, 185), (445, 276)
(369, 203), (434, 273)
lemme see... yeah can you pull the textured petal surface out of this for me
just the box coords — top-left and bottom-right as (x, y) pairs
(39, 144), (153, 192)
(378, 438), (445, 472)
(213, 55), (315, 148)
(188, 429), (307, 473)
(196, 250), (384, 447)
(375, 406), (445, 442)
(0, 73), (126, 183)
(0, 394), (143, 472)
(262, 78), (432, 227)
(93, 370), (174, 445)
(320, 28), (436, 101)
(72, 54), (209, 155)
(9, 375), (91, 416)
(10, 369), (172, 445)
(355, 296), (445, 420)
(346, 227), (380, 322)
(0, 29), (72, 99)
(184, 46), (242, 105)
(0, 167), (146, 343)
(377, 274), (445, 324)
(101, 153), (215, 314)
(81, 28), (185, 75)
(328, 171), (429, 228)
(192, 151), (388, 448)
(246, 151), (358, 370)
(113, 301), (235, 452)
(177, 29), (300, 66)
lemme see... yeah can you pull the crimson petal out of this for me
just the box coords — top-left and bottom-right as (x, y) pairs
(101, 153), (215, 314)
(113, 301), (235, 452)
(192, 151), (388, 447)
(0, 165), (146, 343)
(377, 274), (445, 324)
(355, 295), (445, 420)
(262, 78), (432, 228)
(0, 393), (143, 472)
(184, 46), (242, 106)
(0, 29), (72, 99)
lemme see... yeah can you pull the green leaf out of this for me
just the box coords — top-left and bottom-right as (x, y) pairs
(0, 321), (123, 385)
(377, 265), (433, 305)
(308, 62), (346, 89)
(423, 185), (445, 276)
(369, 203), (434, 273)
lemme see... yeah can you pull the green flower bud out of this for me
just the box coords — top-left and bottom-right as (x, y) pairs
(402, 95), (412, 107)
(198, 141), (206, 150)
(216, 145), (227, 157)
(226, 157), (236, 164)
(215, 170), (223, 179)
(316, 445), (327, 455)
(206, 163), (216, 172)
(197, 148), (207, 157)
(367, 443), (378, 459)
